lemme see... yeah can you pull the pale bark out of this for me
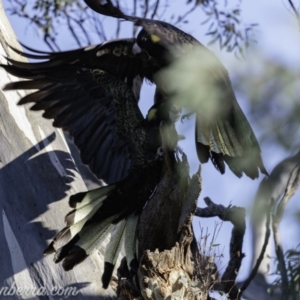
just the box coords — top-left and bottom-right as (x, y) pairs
(239, 151), (300, 300)
(0, 2), (115, 298)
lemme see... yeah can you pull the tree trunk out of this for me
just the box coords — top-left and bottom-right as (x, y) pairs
(0, 2), (116, 298)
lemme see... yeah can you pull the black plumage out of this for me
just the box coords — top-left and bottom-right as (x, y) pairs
(2, 44), (145, 183)
(82, 0), (268, 179)
(3, 34), (266, 180)
(37, 71), (178, 288)
(2, 50), (180, 287)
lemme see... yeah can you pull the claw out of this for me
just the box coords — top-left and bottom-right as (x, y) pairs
(181, 111), (193, 123)
(156, 147), (164, 158)
(175, 146), (184, 155)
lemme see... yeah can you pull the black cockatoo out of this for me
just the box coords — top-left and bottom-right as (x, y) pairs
(2, 54), (179, 288)
(82, 0), (268, 179)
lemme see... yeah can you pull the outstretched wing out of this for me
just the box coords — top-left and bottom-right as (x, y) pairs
(2, 46), (149, 183)
(5, 40), (155, 92)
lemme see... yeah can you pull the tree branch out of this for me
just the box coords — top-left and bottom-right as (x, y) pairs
(240, 199), (274, 297)
(272, 163), (300, 297)
(196, 197), (246, 299)
(287, 0), (300, 30)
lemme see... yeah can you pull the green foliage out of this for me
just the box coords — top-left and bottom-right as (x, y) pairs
(32, 0), (76, 14)
(4, 0), (258, 57)
(272, 244), (300, 299)
(186, 0), (258, 58)
(201, 0), (257, 58)
(5, 0), (95, 50)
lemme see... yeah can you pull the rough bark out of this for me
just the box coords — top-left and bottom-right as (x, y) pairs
(0, 2), (116, 298)
(114, 154), (210, 300)
(196, 198), (246, 300)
